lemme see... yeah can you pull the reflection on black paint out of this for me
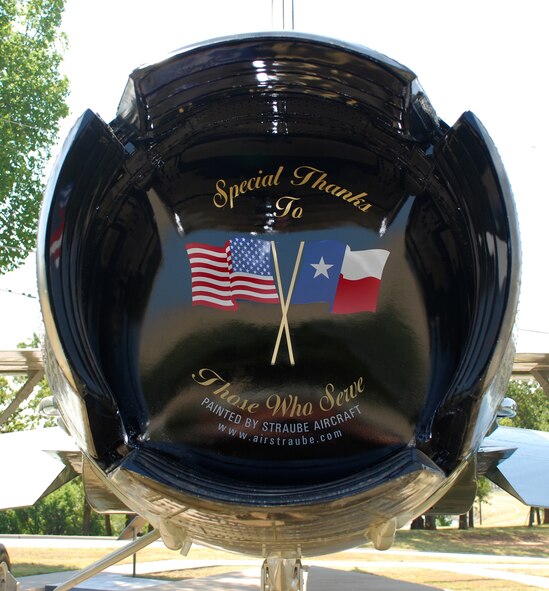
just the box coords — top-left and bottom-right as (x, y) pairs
(40, 33), (519, 498)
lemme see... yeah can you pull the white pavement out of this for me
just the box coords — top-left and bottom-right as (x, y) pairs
(17, 567), (443, 591)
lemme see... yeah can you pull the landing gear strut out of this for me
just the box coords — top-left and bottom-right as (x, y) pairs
(261, 557), (304, 591)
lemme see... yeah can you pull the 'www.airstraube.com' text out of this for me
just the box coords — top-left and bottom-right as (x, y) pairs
(217, 423), (342, 446)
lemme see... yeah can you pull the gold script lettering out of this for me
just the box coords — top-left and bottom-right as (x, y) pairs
(291, 165), (373, 213)
(275, 195), (303, 218)
(212, 166), (284, 209)
(266, 394), (313, 418)
(320, 377), (365, 412)
(192, 368), (259, 413)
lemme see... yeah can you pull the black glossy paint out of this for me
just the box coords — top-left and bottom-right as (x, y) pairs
(39, 33), (519, 515)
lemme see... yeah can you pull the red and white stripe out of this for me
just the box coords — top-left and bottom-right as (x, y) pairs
(186, 242), (236, 310)
(230, 273), (280, 302)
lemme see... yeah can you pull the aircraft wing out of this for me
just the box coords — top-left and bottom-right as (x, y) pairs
(0, 349), (80, 509)
(0, 426), (79, 510)
(479, 425), (549, 508)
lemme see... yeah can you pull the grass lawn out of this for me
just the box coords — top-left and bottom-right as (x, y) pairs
(353, 567), (543, 591)
(393, 526), (549, 557)
(4, 526), (549, 591)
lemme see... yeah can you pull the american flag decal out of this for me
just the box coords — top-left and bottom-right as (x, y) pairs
(186, 243), (235, 310)
(186, 237), (279, 310)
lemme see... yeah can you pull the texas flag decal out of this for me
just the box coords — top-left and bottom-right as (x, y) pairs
(292, 240), (390, 314)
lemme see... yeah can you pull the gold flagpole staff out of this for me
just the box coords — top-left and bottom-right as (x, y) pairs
(270, 241), (304, 366)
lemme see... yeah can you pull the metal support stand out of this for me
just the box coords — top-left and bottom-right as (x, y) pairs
(52, 529), (160, 591)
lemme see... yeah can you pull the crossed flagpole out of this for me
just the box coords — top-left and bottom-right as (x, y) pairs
(270, 241), (304, 366)
(186, 238), (387, 364)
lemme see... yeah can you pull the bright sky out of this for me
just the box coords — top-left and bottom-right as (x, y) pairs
(1, 0), (548, 352)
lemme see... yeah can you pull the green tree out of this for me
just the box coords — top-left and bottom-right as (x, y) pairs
(0, 334), (55, 432)
(500, 379), (549, 431)
(0, 373), (55, 431)
(0, 0), (69, 274)
(473, 475), (492, 526)
(0, 478), (126, 535)
(476, 475), (491, 507)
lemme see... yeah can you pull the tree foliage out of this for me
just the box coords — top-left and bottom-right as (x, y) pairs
(0, 372), (55, 431)
(0, 478), (126, 535)
(0, 0), (69, 274)
(500, 379), (549, 431)
(476, 475), (491, 504)
(0, 334), (55, 432)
